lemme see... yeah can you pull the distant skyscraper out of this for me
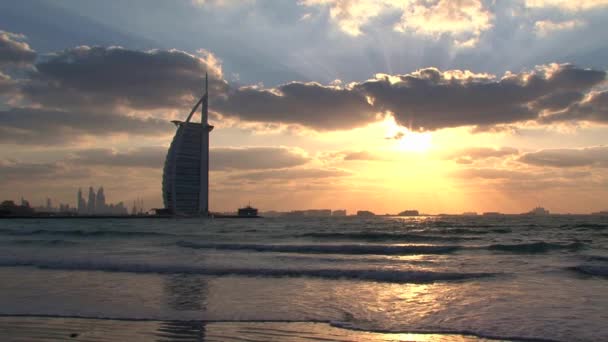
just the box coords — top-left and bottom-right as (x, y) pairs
(87, 187), (96, 215)
(77, 188), (86, 215)
(96, 186), (106, 214)
(163, 73), (213, 216)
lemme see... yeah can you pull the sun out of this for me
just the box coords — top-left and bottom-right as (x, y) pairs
(397, 131), (433, 152)
(383, 117), (433, 153)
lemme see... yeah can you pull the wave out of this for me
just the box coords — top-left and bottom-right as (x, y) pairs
(176, 241), (462, 255)
(6, 239), (78, 246)
(562, 223), (608, 230)
(0, 228), (172, 238)
(487, 241), (585, 253)
(568, 265), (608, 278)
(0, 258), (494, 284)
(177, 240), (585, 256)
(583, 255), (608, 262)
(434, 228), (511, 235)
(297, 232), (479, 242)
(329, 321), (560, 342)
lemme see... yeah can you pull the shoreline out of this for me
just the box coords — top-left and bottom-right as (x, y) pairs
(0, 315), (554, 342)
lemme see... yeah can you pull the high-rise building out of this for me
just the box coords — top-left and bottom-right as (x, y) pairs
(162, 73), (213, 216)
(87, 187), (96, 215)
(77, 188), (87, 215)
(96, 186), (106, 213)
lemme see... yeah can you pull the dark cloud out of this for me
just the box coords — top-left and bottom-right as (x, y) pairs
(354, 65), (606, 131)
(519, 146), (608, 167)
(542, 90), (608, 124)
(230, 168), (351, 181)
(214, 64), (605, 131)
(0, 160), (88, 183)
(0, 107), (170, 145)
(23, 46), (226, 111)
(532, 91), (585, 111)
(0, 30), (36, 68)
(214, 82), (374, 130)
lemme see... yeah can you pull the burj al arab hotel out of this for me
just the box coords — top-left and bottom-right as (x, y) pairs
(162, 73), (213, 216)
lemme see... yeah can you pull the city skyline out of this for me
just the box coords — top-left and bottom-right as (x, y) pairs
(1, 1), (608, 214)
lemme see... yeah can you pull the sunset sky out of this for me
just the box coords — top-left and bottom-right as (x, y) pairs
(1, 0), (607, 214)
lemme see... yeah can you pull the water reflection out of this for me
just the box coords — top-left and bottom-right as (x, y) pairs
(163, 274), (208, 311)
(155, 320), (206, 341)
(157, 274), (208, 341)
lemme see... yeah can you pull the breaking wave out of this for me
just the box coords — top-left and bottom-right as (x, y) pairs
(568, 265), (608, 278)
(0, 258), (495, 284)
(297, 232), (479, 242)
(177, 241), (587, 255)
(176, 241), (462, 255)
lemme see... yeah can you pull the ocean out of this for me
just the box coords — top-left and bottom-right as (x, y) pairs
(0, 215), (606, 341)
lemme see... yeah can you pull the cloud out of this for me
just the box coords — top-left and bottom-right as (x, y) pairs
(299, 0), (391, 36)
(446, 147), (519, 164)
(68, 147), (166, 169)
(3, 44), (606, 139)
(210, 147), (310, 170)
(355, 64), (606, 131)
(0, 71), (17, 95)
(394, 0), (493, 48)
(453, 166), (600, 194)
(214, 81), (374, 130)
(519, 146), (608, 167)
(0, 107), (170, 145)
(0, 159), (88, 183)
(65, 146), (310, 171)
(342, 150), (382, 161)
(230, 167), (351, 181)
(22, 46), (226, 111)
(525, 0), (608, 11)
(541, 90), (608, 124)
(0, 30), (36, 68)
(214, 64), (605, 132)
(534, 19), (584, 37)
(299, 0), (493, 46)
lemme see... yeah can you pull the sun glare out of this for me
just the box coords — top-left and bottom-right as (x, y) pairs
(397, 131), (433, 152)
(384, 118), (433, 153)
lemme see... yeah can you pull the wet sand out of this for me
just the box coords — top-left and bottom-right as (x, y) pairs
(0, 316), (505, 342)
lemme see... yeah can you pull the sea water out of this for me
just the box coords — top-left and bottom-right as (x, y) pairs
(0, 215), (606, 341)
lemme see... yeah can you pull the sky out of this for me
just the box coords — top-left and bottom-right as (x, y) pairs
(1, 0), (607, 214)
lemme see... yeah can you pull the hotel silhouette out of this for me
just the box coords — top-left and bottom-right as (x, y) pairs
(162, 74), (213, 216)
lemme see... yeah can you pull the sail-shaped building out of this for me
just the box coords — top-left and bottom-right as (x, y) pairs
(162, 74), (213, 216)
